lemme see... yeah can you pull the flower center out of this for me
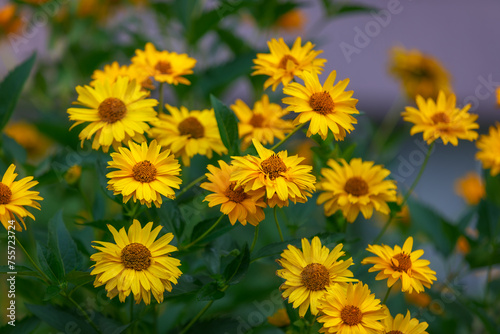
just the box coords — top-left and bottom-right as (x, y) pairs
(309, 91), (335, 115)
(340, 305), (363, 326)
(261, 154), (287, 181)
(391, 252), (412, 272)
(431, 112), (450, 124)
(300, 263), (330, 291)
(98, 97), (127, 123)
(154, 60), (172, 74)
(249, 114), (265, 128)
(224, 182), (248, 203)
(344, 177), (369, 196)
(387, 331), (403, 334)
(121, 242), (151, 271)
(132, 160), (157, 183)
(0, 182), (12, 205)
(278, 54), (299, 69)
(178, 116), (205, 139)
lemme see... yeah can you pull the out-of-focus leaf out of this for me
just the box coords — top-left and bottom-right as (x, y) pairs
(155, 200), (186, 240)
(181, 317), (243, 334)
(43, 285), (62, 301)
(96, 154), (123, 205)
(165, 275), (203, 300)
(223, 245), (250, 285)
(190, 216), (232, 245)
(210, 95), (240, 156)
(484, 173), (500, 206)
(48, 210), (82, 275)
(477, 199), (500, 238)
(80, 219), (128, 232)
(196, 282), (225, 301)
(36, 242), (59, 283)
(65, 270), (94, 287)
(36, 119), (80, 149)
(26, 303), (97, 333)
(465, 241), (500, 269)
(0, 265), (38, 277)
(215, 28), (251, 55)
(1, 134), (26, 164)
(322, 1), (378, 17)
(0, 316), (40, 334)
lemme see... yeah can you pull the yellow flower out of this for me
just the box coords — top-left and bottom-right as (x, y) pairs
(131, 42), (196, 85)
(497, 87), (500, 107)
(67, 77), (158, 152)
(317, 282), (386, 334)
(275, 9), (306, 32)
(64, 165), (82, 185)
(149, 105), (227, 166)
(404, 291), (431, 308)
(362, 236), (437, 293)
(476, 123), (500, 176)
(454, 172), (484, 205)
(0, 4), (22, 36)
(252, 37), (326, 91)
(402, 91), (479, 146)
(283, 70), (359, 140)
(276, 236), (356, 317)
(455, 235), (470, 255)
(267, 308), (290, 327)
(389, 46), (452, 100)
(200, 160), (266, 226)
(317, 158), (397, 223)
(106, 140), (182, 208)
(0, 164), (43, 231)
(90, 62), (154, 90)
(231, 94), (293, 150)
(382, 308), (429, 334)
(90, 219), (182, 305)
(4, 121), (52, 160)
(231, 139), (316, 208)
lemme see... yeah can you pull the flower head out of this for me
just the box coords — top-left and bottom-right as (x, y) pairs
(476, 123), (500, 176)
(91, 61), (154, 90)
(401, 91), (479, 145)
(4, 121), (52, 160)
(106, 140), (182, 208)
(252, 37), (326, 91)
(0, 4), (22, 36)
(231, 139), (316, 208)
(382, 308), (429, 334)
(454, 172), (484, 205)
(67, 77), (158, 152)
(283, 70), (359, 140)
(317, 158), (397, 223)
(90, 219), (182, 304)
(276, 236), (356, 317)
(149, 105), (227, 166)
(201, 160), (266, 226)
(275, 9), (306, 32)
(362, 236), (437, 293)
(267, 309), (291, 328)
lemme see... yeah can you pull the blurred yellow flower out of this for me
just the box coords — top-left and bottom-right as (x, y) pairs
(0, 4), (22, 36)
(405, 291), (431, 308)
(64, 165), (82, 185)
(267, 308), (290, 328)
(252, 37), (326, 91)
(362, 237), (437, 293)
(149, 105), (227, 166)
(4, 121), (52, 160)
(201, 160), (266, 226)
(455, 235), (471, 255)
(317, 158), (397, 223)
(276, 237), (356, 317)
(454, 172), (484, 205)
(402, 91), (479, 146)
(91, 62), (154, 90)
(291, 139), (316, 166)
(389, 46), (452, 99)
(231, 94), (293, 150)
(476, 123), (500, 176)
(131, 43), (196, 85)
(497, 87), (500, 107)
(90, 219), (181, 305)
(231, 139), (316, 208)
(382, 308), (429, 334)
(283, 70), (359, 140)
(275, 9), (306, 32)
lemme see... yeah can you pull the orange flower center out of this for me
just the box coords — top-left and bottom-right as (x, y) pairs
(300, 263), (330, 291)
(249, 114), (265, 128)
(431, 112), (450, 124)
(278, 54), (299, 69)
(387, 331), (403, 334)
(340, 305), (363, 326)
(309, 91), (335, 115)
(344, 177), (369, 196)
(224, 182), (248, 203)
(261, 154), (287, 181)
(0, 182), (12, 205)
(178, 116), (205, 139)
(98, 97), (127, 123)
(154, 60), (172, 74)
(391, 252), (412, 272)
(121, 242), (151, 271)
(132, 160), (157, 183)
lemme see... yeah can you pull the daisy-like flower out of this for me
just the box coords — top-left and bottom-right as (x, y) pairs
(67, 77), (158, 152)
(361, 236), (437, 293)
(317, 158), (397, 223)
(401, 91), (479, 146)
(106, 140), (182, 208)
(90, 61), (154, 90)
(476, 123), (500, 176)
(231, 139), (316, 208)
(0, 164), (43, 231)
(389, 46), (452, 100)
(252, 37), (326, 91)
(131, 42), (196, 85)
(90, 219), (182, 305)
(276, 236), (356, 317)
(317, 282), (386, 334)
(382, 308), (429, 334)
(283, 70), (359, 140)
(231, 94), (293, 150)
(149, 105), (227, 166)
(454, 172), (484, 205)
(200, 160), (266, 226)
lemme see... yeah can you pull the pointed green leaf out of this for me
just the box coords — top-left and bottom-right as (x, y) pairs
(210, 95), (240, 156)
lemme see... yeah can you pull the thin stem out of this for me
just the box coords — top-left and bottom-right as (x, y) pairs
(15, 237), (51, 284)
(159, 82), (164, 113)
(179, 300), (214, 334)
(182, 214), (224, 250)
(66, 294), (103, 334)
(176, 174), (207, 199)
(250, 224), (260, 253)
(270, 123), (306, 151)
(274, 206), (284, 242)
(382, 285), (393, 304)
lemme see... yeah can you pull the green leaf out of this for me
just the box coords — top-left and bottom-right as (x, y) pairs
(0, 53), (36, 131)
(477, 199), (500, 238)
(0, 265), (38, 277)
(1, 134), (26, 164)
(0, 316), (40, 334)
(65, 270), (94, 287)
(190, 216), (232, 245)
(48, 210), (82, 275)
(80, 219), (128, 232)
(165, 275), (203, 300)
(26, 303), (97, 333)
(96, 153), (123, 205)
(465, 241), (500, 269)
(155, 200), (186, 240)
(210, 95), (240, 156)
(223, 245), (250, 285)
(43, 285), (62, 301)
(196, 282), (225, 301)
(36, 242), (58, 283)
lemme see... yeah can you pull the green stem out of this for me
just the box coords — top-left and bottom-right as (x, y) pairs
(373, 142), (434, 244)
(182, 214), (224, 250)
(15, 237), (51, 284)
(176, 174), (208, 199)
(270, 123), (306, 151)
(382, 285), (392, 304)
(159, 82), (164, 113)
(274, 206), (284, 242)
(250, 224), (260, 253)
(66, 294), (103, 334)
